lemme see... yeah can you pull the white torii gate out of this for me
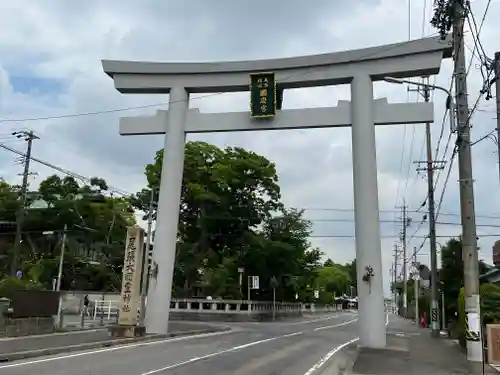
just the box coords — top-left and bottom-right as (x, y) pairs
(102, 36), (452, 349)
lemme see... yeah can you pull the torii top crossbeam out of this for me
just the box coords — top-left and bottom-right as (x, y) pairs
(102, 36), (452, 94)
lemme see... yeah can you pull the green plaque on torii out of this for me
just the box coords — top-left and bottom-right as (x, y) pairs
(249, 72), (277, 118)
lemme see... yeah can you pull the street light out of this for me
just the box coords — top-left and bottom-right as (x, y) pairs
(383, 77), (456, 133)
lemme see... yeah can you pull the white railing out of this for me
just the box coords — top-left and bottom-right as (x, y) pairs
(85, 298), (342, 319)
(169, 299), (302, 314)
(92, 300), (120, 319)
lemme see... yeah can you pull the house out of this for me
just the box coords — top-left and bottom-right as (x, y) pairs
(480, 268), (500, 285)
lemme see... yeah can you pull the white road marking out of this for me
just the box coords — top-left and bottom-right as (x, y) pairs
(139, 314), (360, 374)
(287, 313), (349, 325)
(0, 312), (370, 371)
(304, 314), (390, 375)
(303, 337), (359, 375)
(139, 331), (304, 375)
(0, 329), (237, 369)
(314, 318), (358, 331)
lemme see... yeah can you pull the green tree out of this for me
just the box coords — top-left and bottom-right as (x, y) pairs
(315, 263), (351, 296)
(480, 283), (500, 325)
(132, 141), (283, 298)
(0, 175), (136, 292)
(132, 141), (326, 301)
(391, 279), (417, 305)
(344, 259), (357, 295)
(324, 258), (334, 267)
(439, 238), (490, 324)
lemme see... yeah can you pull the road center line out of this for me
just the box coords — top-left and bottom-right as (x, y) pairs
(313, 318), (358, 331)
(287, 313), (347, 325)
(139, 314), (360, 374)
(140, 331), (304, 375)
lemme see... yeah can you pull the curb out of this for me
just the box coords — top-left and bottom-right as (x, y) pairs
(318, 340), (360, 375)
(0, 326), (231, 363)
(339, 345), (360, 375)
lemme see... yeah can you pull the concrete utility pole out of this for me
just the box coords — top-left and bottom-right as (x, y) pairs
(494, 52), (500, 183)
(399, 203), (410, 316)
(453, 0), (483, 363)
(413, 249), (419, 328)
(139, 188), (155, 325)
(393, 244), (398, 309)
(55, 223), (68, 328)
(11, 130), (39, 275)
(412, 79), (445, 337)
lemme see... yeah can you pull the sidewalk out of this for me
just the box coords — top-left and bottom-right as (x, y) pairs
(351, 317), (479, 375)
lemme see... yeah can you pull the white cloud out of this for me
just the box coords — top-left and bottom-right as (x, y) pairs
(0, 0), (498, 297)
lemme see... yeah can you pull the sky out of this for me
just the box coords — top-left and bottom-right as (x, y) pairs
(0, 0), (499, 296)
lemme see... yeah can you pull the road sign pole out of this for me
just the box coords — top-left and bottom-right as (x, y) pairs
(247, 276), (251, 302)
(273, 288), (276, 321)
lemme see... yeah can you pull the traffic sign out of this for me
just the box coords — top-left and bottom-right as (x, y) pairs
(250, 276), (259, 289)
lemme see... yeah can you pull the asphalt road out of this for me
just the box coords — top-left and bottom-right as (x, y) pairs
(0, 312), (362, 375)
(0, 321), (221, 355)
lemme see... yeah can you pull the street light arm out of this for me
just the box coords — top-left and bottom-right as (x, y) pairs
(383, 76), (456, 132)
(383, 77), (452, 97)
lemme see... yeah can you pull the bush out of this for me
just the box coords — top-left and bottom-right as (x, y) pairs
(480, 283), (500, 325)
(0, 276), (44, 300)
(455, 284), (500, 349)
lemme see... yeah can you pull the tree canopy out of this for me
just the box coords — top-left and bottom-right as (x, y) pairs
(439, 237), (490, 323)
(131, 141), (354, 302)
(0, 174), (135, 294)
(0, 140), (357, 302)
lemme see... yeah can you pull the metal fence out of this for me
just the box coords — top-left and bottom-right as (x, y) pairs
(59, 291), (120, 329)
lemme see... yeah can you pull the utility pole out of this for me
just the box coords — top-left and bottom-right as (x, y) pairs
(454, 0), (482, 363)
(431, 0), (482, 363)
(389, 266), (393, 312)
(412, 79), (445, 337)
(403, 204), (407, 316)
(494, 51), (500, 183)
(393, 244), (398, 311)
(10, 130), (39, 276)
(55, 223), (68, 328)
(397, 202), (410, 316)
(139, 188), (155, 325)
(413, 248), (420, 328)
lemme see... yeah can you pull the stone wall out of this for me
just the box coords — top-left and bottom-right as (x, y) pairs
(0, 317), (55, 337)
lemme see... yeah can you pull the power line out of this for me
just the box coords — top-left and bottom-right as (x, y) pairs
(411, 0), (494, 272)
(7, 139), (500, 221)
(3, 228), (500, 239)
(407, 143), (458, 262)
(2, 134), (500, 222)
(1, 203), (499, 227)
(308, 233), (500, 239)
(394, 0), (420, 214)
(0, 142), (136, 199)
